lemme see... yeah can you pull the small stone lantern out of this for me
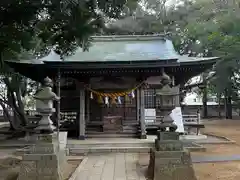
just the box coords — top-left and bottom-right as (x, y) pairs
(34, 77), (60, 133)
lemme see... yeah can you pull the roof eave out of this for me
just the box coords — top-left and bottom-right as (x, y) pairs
(179, 57), (220, 65)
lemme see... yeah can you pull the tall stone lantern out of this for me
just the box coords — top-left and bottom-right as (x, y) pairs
(18, 77), (66, 180)
(147, 72), (197, 180)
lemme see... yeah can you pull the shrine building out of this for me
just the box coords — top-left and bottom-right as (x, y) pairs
(6, 34), (219, 139)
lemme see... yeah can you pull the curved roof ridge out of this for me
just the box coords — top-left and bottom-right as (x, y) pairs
(91, 34), (168, 42)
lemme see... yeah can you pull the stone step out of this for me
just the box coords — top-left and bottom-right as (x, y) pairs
(86, 130), (138, 134)
(86, 127), (139, 133)
(67, 142), (154, 148)
(86, 134), (139, 138)
(69, 146), (151, 155)
(122, 126), (139, 130)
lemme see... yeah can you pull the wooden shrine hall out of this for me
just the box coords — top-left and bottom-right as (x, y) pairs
(6, 34), (219, 139)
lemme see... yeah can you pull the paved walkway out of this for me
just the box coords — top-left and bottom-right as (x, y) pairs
(76, 153), (146, 180)
(192, 154), (240, 163)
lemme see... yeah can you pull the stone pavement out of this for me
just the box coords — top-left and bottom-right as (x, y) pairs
(76, 153), (146, 180)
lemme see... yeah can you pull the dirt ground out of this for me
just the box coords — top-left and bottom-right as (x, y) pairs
(192, 119), (240, 156)
(194, 162), (240, 180)
(202, 119), (240, 144)
(0, 157), (81, 180)
(138, 154), (240, 180)
(193, 119), (240, 180)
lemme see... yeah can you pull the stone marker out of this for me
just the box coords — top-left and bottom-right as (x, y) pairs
(18, 77), (67, 180)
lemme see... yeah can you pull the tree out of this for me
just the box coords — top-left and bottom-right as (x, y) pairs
(104, 0), (168, 34)
(169, 0), (240, 119)
(0, 0), (139, 132)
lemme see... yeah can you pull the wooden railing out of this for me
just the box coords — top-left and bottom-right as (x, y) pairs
(145, 113), (204, 135)
(145, 114), (200, 125)
(183, 114), (200, 124)
(0, 109), (39, 117)
(0, 109), (201, 125)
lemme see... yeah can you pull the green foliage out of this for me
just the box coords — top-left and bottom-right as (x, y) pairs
(168, 0), (240, 99)
(0, 0), (138, 60)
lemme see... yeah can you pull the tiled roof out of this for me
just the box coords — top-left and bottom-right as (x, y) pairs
(41, 34), (180, 62)
(7, 35), (219, 64)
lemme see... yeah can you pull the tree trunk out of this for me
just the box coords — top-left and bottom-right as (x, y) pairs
(16, 87), (28, 125)
(4, 77), (28, 126)
(0, 99), (19, 130)
(217, 93), (222, 118)
(224, 89), (232, 119)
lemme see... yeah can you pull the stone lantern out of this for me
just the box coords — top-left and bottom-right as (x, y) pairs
(18, 77), (66, 180)
(156, 84), (179, 133)
(34, 77), (60, 133)
(147, 72), (197, 180)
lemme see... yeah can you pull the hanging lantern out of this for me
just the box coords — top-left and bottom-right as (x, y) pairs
(90, 92), (93, 99)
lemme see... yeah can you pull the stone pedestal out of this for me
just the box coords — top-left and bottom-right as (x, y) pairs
(148, 132), (197, 180)
(18, 133), (67, 180)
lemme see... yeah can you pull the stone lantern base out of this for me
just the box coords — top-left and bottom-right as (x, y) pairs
(18, 133), (67, 180)
(35, 108), (56, 134)
(148, 131), (197, 180)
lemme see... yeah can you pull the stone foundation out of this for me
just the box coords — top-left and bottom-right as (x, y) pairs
(18, 132), (67, 180)
(148, 132), (197, 180)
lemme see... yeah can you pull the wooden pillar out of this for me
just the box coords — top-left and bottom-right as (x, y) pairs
(140, 88), (147, 139)
(79, 88), (86, 140)
(136, 89), (140, 122)
(172, 76), (180, 107)
(86, 92), (90, 123)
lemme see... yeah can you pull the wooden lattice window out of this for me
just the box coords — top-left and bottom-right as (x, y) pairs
(144, 89), (156, 108)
